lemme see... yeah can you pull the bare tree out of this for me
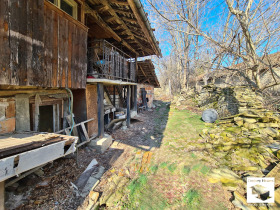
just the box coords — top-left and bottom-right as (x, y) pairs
(148, 0), (280, 90)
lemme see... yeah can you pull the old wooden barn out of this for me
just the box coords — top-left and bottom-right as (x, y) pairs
(0, 0), (161, 207)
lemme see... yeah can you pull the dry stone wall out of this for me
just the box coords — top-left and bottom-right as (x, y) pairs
(197, 85), (264, 118)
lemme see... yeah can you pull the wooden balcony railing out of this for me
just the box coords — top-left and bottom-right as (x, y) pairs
(87, 40), (136, 82)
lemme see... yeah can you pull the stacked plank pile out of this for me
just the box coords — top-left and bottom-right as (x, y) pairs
(0, 133), (76, 159)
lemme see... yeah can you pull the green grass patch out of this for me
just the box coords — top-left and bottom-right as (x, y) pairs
(124, 174), (169, 209)
(192, 163), (202, 171)
(164, 108), (205, 141)
(200, 165), (210, 175)
(150, 165), (159, 174)
(182, 166), (191, 175)
(183, 189), (201, 209)
(191, 153), (197, 159)
(159, 162), (168, 168)
(128, 174), (148, 196)
(167, 163), (177, 173)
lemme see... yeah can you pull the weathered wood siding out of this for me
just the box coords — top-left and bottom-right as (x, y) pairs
(0, 0), (88, 89)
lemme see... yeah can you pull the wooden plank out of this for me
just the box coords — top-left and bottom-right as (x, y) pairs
(76, 25), (82, 89)
(80, 29), (87, 88)
(26, 0), (33, 86)
(44, 6), (54, 87)
(62, 18), (69, 87)
(31, 0), (44, 86)
(18, 0), (28, 86)
(0, 134), (76, 159)
(0, 0), (10, 85)
(0, 181), (4, 210)
(97, 83), (104, 137)
(67, 22), (73, 88)
(52, 11), (58, 87)
(9, 0), (20, 86)
(57, 15), (62, 87)
(0, 140), (76, 182)
(81, 122), (90, 141)
(71, 24), (77, 88)
(44, 1), (88, 32)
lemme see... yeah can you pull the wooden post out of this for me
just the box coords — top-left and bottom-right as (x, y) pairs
(113, 85), (116, 107)
(133, 85), (137, 111)
(126, 85), (131, 127)
(135, 56), (138, 82)
(0, 181), (4, 210)
(97, 83), (104, 138)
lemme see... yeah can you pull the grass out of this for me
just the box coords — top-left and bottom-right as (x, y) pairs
(118, 101), (228, 209)
(182, 166), (191, 175)
(124, 174), (169, 209)
(183, 189), (201, 209)
(167, 163), (177, 173)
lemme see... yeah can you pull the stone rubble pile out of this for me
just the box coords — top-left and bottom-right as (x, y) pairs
(196, 86), (280, 209)
(197, 85), (264, 118)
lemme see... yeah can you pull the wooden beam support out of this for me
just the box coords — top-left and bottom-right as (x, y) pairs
(110, 0), (129, 6)
(97, 83), (104, 138)
(133, 85), (137, 111)
(0, 181), (4, 210)
(126, 86), (131, 128)
(103, 16), (115, 23)
(94, 0), (146, 56)
(127, 0), (160, 56)
(138, 64), (151, 84)
(122, 17), (138, 24)
(85, 4), (138, 56)
(113, 8), (132, 16)
(113, 85), (116, 106)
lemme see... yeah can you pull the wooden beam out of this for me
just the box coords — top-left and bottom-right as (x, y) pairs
(113, 85), (116, 106)
(113, 8), (132, 16)
(122, 17), (138, 24)
(127, 0), (160, 56)
(103, 16), (115, 22)
(138, 65), (151, 84)
(97, 83), (104, 138)
(85, 4), (138, 55)
(126, 86), (131, 127)
(110, 0), (129, 6)
(95, 0), (145, 56)
(0, 181), (4, 210)
(92, 5), (109, 13)
(133, 85), (137, 111)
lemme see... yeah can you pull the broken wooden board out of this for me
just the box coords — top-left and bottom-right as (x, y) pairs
(0, 137), (77, 182)
(0, 133), (76, 159)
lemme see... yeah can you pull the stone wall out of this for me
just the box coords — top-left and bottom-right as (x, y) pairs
(197, 85), (264, 118)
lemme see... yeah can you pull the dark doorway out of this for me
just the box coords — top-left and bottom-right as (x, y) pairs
(39, 105), (53, 132)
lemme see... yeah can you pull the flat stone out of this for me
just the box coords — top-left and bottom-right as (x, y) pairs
(232, 192), (257, 210)
(243, 118), (257, 124)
